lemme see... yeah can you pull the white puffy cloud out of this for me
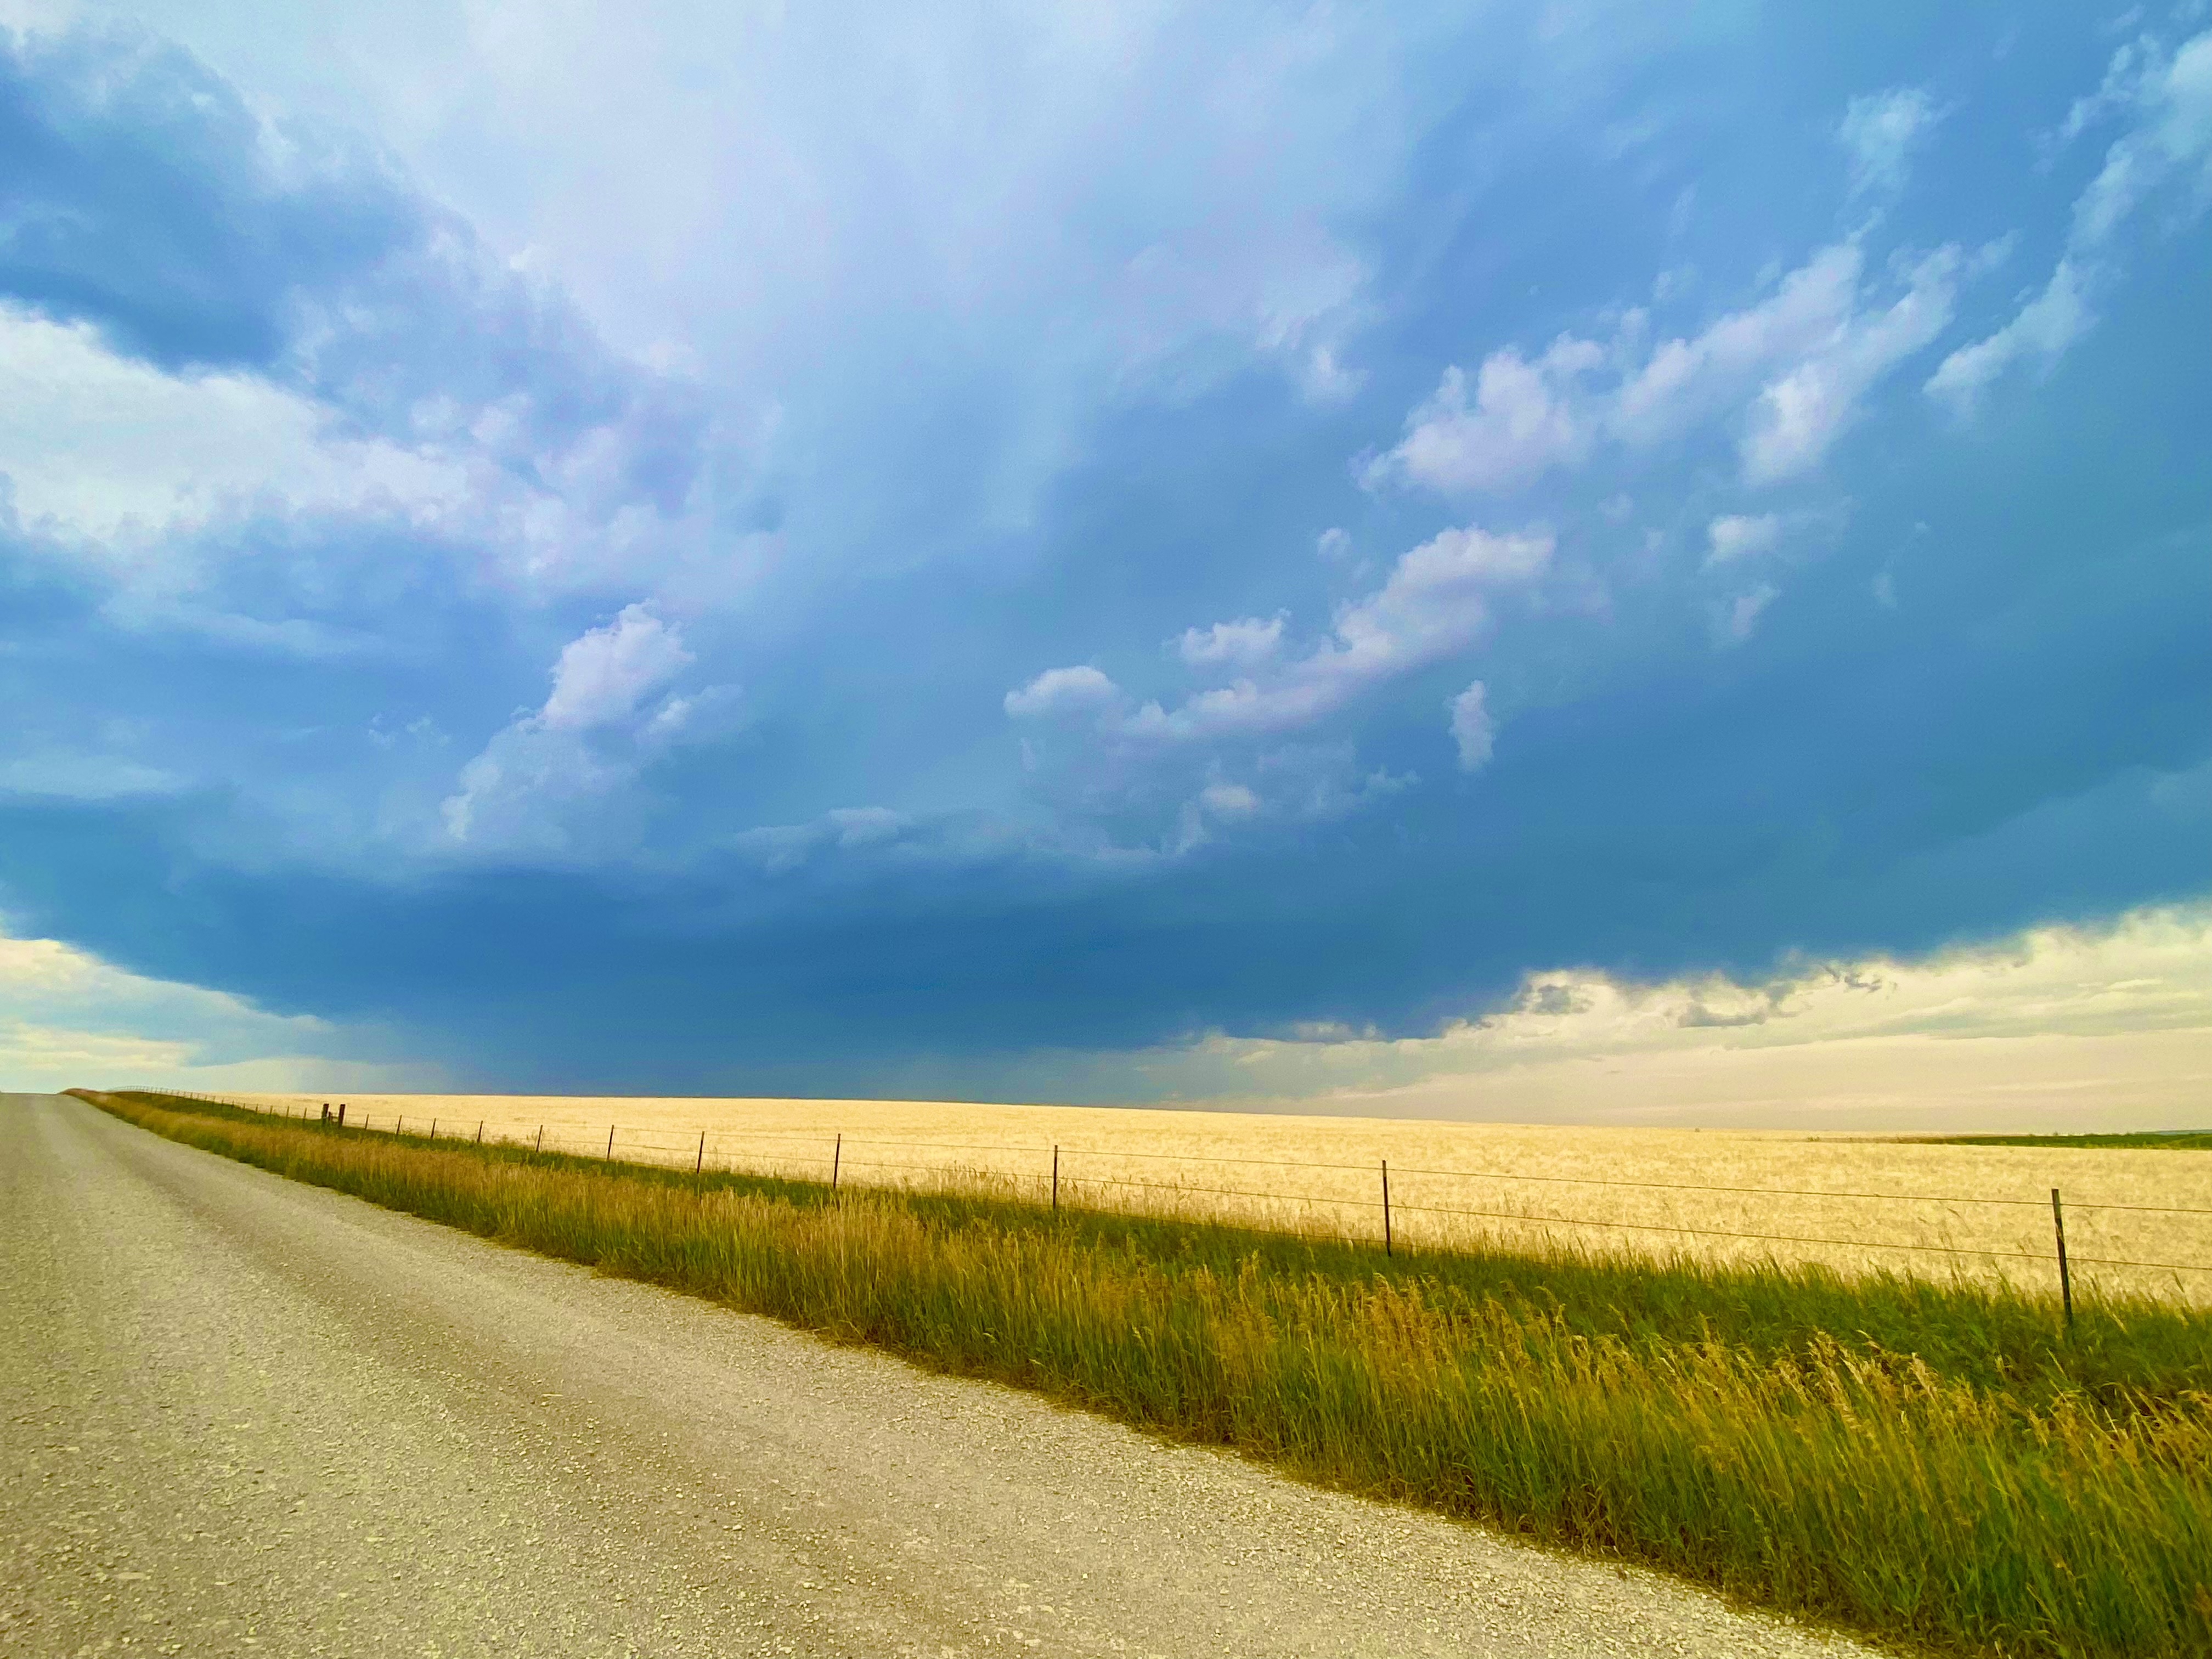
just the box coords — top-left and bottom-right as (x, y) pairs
(1447, 680), (1494, 771)
(1606, 241), (1963, 483)
(1703, 513), (1782, 566)
(1610, 243), (1865, 449)
(1005, 524), (1548, 838)
(1376, 235), (1967, 498)
(1003, 664), (1122, 721)
(1923, 258), (2092, 413)
(1367, 337), (1602, 495)
(2072, 30), (2212, 244)
(0, 294), (729, 639)
(1330, 523), (1550, 671)
(440, 605), (721, 853)
(0, 301), (469, 548)
(1176, 615), (1284, 669)
(1010, 525), (1553, 748)
(1929, 27), (2211, 415)
(537, 604), (695, 730)
(1137, 524), (1552, 741)
(1838, 87), (1939, 197)
(1294, 342), (1365, 404)
(1716, 583), (1779, 646)
(1739, 245), (1961, 481)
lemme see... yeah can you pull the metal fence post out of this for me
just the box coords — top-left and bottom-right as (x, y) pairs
(2052, 1187), (2074, 1328)
(1381, 1159), (1393, 1257)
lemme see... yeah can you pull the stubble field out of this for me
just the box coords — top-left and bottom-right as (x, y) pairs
(228, 1092), (2212, 1303)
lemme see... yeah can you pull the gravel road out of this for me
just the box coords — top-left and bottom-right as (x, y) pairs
(2, 1091), (1875, 1658)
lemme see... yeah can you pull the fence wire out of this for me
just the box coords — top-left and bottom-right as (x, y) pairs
(168, 1092), (2212, 1283)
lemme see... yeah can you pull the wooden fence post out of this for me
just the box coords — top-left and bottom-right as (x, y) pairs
(430, 1119), (437, 1141)
(607, 1125), (616, 1161)
(2052, 1187), (2074, 1328)
(1052, 1145), (1060, 1213)
(1381, 1159), (1393, 1257)
(832, 1133), (842, 1193)
(535, 1125), (544, 1153)
(476, 1121), (484, 1145)
(696, 1131), (706, 1174)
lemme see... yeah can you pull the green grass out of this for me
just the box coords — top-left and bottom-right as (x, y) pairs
(78, 1088), (2212, 1658)
(1914, 1130), (2212, 1152)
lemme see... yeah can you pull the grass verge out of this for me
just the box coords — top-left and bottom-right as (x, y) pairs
(77, 1088), (2212, 1658)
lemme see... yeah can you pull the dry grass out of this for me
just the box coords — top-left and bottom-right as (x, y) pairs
(225, 1091), (2212, 1303)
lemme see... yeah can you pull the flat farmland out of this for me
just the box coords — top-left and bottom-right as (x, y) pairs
(229, 1092), (2212, 1302)
(81, 1088), (2212, 1657)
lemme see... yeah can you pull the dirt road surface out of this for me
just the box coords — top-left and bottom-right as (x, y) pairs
(2, 1091), (1872, 1658)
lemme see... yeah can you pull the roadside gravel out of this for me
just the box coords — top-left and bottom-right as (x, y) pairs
(2, 1091), (1878, 1657)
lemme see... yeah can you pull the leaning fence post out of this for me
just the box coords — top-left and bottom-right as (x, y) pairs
(2052, 1187), (2074, 1328)
(831, 1133), (842, 1192)
(1381, 1159), (1393, 1257)
(535, 1125), (544, 1153)
(430, 1119), (437, 1141)
(696, 1130), (707, 1175)
(607, 1125), (616, 1161)
(476, 1121), (483, 1144)
(1052, 1144), (1060, 1213)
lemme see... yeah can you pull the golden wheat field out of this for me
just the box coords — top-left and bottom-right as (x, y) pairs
(221, 1091), (2212, 1302)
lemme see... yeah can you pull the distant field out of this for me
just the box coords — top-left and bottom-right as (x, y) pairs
(227, 1091), (2212, 1304)
(1919, 1129), (2212, 1151)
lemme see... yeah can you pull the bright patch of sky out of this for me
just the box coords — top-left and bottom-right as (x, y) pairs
(1042, 904), (2212, 1132)
(0, 918), (436, 1093)
(0, 3), (2205, 1113)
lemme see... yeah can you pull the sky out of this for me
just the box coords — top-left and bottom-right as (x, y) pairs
(0, 2), (2206, 1125)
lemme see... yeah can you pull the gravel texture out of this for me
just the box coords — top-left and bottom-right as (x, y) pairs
(2, 1091), (1877, 1658)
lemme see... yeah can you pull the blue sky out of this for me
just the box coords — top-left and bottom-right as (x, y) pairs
(1, 3), (2207, 1113)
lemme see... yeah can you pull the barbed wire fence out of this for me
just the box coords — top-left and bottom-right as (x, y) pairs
(152, 1090), (2212, 1307)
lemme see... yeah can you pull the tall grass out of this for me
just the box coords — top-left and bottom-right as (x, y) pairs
(81, 1089), (2212, 1658)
